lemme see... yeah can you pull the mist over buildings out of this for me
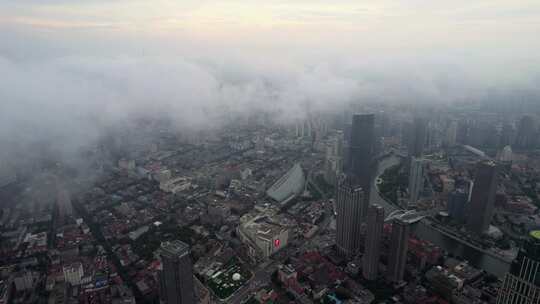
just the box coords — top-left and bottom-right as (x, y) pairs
(1, 0), (540, 173)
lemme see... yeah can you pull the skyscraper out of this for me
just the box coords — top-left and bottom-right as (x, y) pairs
(408, 157), (424, 206)
(496, 230), (540, 304)
(408, 117), (427, 158)
(447, 189), (468, 222)
(467, 161), (498, 235)
(444, 121), (458, 147)
(56, 186), (73, 225)
(500, 123), (516, 148)
(324, 131), (344, 185)
(348, 114), (375, 216)
(159, 240), (195, 304)
(362, 204), (385, 280)
(515, 115), (537, 149)
(335, 181), (364, 257)
(387, 218), (410, 283)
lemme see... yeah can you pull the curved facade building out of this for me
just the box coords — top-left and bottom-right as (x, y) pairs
(266, 163), (305, 204)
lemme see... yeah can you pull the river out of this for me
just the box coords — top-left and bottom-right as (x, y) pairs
(370, 155), (511, 278)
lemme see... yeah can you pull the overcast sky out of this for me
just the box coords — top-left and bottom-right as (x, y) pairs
(1, 0), (540, 166)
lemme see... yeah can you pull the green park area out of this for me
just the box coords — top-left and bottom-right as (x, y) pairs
(207, 257), (253, 300)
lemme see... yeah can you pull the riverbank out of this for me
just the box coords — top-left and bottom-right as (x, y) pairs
(423, 219), (515, 263)
(372, 155), (511, 277)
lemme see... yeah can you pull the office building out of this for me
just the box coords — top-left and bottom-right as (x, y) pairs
(445, 121), (458, 147)
(515, 115), (537, 149)
(63, 262), (84, 286)
(159, 241), (195, 304)
(500, 123), (516, 148)
(362, 204), (385, 280)
(324, 132), (344, 185)
(497, 145), (514, 162)
(266, 163), (305, 205)
(496, 230), (540, 304)
(408, 117), (427, 158)
(13, 271), (36, 291)
(237, 212), (289, 260)
(387, 218), (410, 283)
(335, 181), (364, 257)
(447, 189), (468, 222)
(467, 161), (498, 235)
(408, 158), (424, 206)
(56, 187), (73, 224)
(348, 114), (375, 217)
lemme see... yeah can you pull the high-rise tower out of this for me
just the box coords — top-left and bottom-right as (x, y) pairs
(348, 114), (375, 217)
(467, 161), (498, 235)
(362, 204), (385, 280)
(447, 189), (468, 222)
(335, 181), (364, 257)
(324, 131), (344, 185)
(496, 230), (540, 304)
(515, 115), (537, 149)
(159, 240), (195, 304)
(445, 121), (458, 147)
(387, 218), (410, 283)
(408, 117), (427, 158)
(408, 157), (424, 206)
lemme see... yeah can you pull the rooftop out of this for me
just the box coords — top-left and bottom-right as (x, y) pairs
(244, 215), (285, 240)
(266, 163), (305, 203)
(161, 240), (190, 258)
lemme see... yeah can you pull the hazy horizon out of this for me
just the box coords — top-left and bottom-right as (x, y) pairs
(1, 0), (540, 168)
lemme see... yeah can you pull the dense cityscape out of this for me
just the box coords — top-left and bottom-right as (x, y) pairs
(2, 1), (540, 304)
(1, 102), (540, 304)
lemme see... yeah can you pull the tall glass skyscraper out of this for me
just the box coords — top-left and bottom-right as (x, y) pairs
(335, 181), (364, 257)
(467, 161), (498, 235)
(387, 218), (410, 283)
(348, 113), (375, 218)
(497, 230), (540, 304)
(407, 117), (427, 158)
(408, 157), (424, 206)
(159, 240), (195, 304)
(363, 204), (385, 280)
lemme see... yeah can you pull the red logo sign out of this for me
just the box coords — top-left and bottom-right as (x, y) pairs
(274, 239), (281, 248)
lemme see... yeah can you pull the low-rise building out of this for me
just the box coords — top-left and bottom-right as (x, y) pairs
(426, 266), (464, 299)
(159, 177), (192, 194)
(13, 270), (35, 292)
(237, 211), (289, 260)
(63, 262), (84, 286)
(128, 225), (149, 240)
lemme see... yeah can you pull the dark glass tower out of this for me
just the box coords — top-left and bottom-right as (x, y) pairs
(515, 115), (537, 149)
(348, 114), (375, 217)
(159, 240), (195, 304)
(362, 204), (385, 280)
(335, 181), (364, 257)
(408, 117), (427, 158)
(497, 230), (540, 304)
(387, 218), (410, 283)
(447, 189), (468, 222)
(467, 161), (498, 235)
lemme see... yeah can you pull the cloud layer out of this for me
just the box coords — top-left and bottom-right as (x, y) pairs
(1, 0), (540, 170)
